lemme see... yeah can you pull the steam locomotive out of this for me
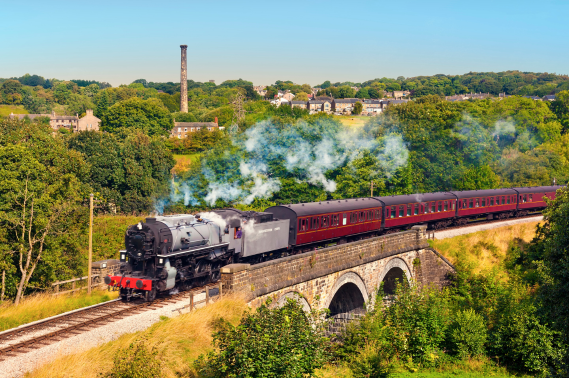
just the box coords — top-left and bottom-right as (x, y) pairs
(106, 185), (563, 301)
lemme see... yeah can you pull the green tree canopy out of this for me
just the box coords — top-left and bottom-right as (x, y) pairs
(101, 97), (173, 136)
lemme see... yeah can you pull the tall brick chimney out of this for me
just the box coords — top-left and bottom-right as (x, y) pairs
(180, 45), (188, 113)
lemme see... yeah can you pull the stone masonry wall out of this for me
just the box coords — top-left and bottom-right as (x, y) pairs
(221, 225), (455, 310)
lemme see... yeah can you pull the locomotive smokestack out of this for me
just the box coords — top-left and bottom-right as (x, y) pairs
(180, 45), (188, 113)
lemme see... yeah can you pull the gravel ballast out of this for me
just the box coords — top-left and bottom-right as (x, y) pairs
(433, 215), (543, 240)
(0, 291), (208, 378)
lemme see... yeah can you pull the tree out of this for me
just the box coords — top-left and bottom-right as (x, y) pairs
(338, 85), (356, 98)
(0, 120), (88, 303)
(101, 97), (173, 136)
(68, 130), (175, 214)
(355, 88), (370, 99)
(353, 101), (363, 115)
(550, 90), (569, 132)
(386, 82), (402, 92)
(194, 298), (331, 378)
(295, 92), (309, 102)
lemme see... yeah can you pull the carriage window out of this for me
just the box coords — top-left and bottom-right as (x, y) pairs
(496, 197), (500, 205)
(390, 207), (395, 218)
(482, 198), (486, 207)
(529, 194), (533, 202)
(375, 209), (381, 219)
(437, 202), (442, 212)
(343, 213), (347, 225)
(360, 211), (365, 221)
(507, 196), (510, 204)
(322, 216), (328, 228)
(414, 205), (419, 215)
(475, 198), (479, 208)
(431, 202), (436, 213)
(397, 206), (403, 217)
(469, 199), (473, 209)
(490, 197), (494, 206)
(298, 219), (304, 232)
(452, 201), (456, 210)
(351, 212), (357, 223)
(462, 200), (467, 209)
(523, 194), (527, 203)
(407, 205), (412, 216)
(368, 210), (373, 220)
(444, 201), (448, 211)
(312, 217), (319, 229)
(423, 204), (427, 214)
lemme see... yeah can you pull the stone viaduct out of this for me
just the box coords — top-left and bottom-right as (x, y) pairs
(220, 225), (455, 318)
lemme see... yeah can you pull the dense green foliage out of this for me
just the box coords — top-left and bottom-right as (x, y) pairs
(100, 97), (173, 136)
(67, 130), (175, 214)
(0, 119), (173, 301)
(317, 71), (569, 99)
(194, 298), (331, 378)
(0, 120), (90, 303)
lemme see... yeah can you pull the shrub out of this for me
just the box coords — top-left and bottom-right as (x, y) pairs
(106, 337), (162, 378)
(489, 300), (565, 375)
(348, 342), (390, 378)
(340, 282), (451, 368)
(447, 309), (487, 359)
(194, 298), (331, 378)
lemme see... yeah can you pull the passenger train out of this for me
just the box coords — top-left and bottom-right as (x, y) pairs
(105, 185), (563, 301)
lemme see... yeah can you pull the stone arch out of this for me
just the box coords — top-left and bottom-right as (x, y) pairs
(377, 257), (413, 295)
(324, 272), (368, 317)
(275, 291), (311, 313)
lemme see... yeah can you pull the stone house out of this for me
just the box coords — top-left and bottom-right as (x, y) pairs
(362, 99), (382, 114)
(77, 109), (101, 131)
(307, 100), (331, 113)
(543, 95), (556, 101)
(282, 92), (295, 101)
(290, 101), (308, 109)
(171, 117), (222, 138)
(332, 98), (359, 114)
(9, 110), (100, 132)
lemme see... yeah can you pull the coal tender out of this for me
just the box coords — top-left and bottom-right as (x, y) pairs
(105, 211), (290, 301)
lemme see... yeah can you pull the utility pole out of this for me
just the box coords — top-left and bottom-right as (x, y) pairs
(370, 181), (374, 197)
(88, 194), (94, 294)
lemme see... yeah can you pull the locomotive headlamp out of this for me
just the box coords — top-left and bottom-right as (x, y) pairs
(156, 257), (165, 267)
(120, 253), (126, 262)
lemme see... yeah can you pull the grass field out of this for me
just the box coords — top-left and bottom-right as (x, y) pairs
(172, 153), (201, 174)
(26, 295), (248, 378)
(0, 104), (28, 117)
(430, 221), (540, 275)
(335, 115), (372, 128)
(0, 289), (118, 332)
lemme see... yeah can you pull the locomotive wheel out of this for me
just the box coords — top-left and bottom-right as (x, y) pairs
(145, 287), (157, 302)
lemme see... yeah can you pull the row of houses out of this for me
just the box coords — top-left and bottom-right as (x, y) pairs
(446, 92), (558, 102)
(171, 117), (224, 138)
(9, 110), (101, 132)
(287, 97), (409, 115)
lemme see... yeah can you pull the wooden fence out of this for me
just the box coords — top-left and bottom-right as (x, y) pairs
(52, 275), (104, 295)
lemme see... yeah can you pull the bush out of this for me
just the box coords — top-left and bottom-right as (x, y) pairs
(489, 300), (565, 375)
(194, 298), (331, 378)
(106, 337), (162, 378)
(447, 309), (487, 359)
(340, 282), (451, 368)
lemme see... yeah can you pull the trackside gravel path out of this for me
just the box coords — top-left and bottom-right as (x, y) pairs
(433, 215), (543, 240)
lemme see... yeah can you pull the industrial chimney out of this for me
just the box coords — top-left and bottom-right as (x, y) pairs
(180, 45), (188, 113)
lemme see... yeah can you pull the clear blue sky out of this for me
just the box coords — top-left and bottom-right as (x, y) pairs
(1, 0), (567, 86)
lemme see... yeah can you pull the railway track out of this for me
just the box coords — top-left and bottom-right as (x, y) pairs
(0, 283), (221, 361)
(427, 213), (543, 236)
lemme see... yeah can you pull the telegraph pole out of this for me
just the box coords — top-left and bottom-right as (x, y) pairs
(88, 194), (94, 294)
(370, 182), (374, 197)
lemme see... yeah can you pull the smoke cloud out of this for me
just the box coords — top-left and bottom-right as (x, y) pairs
(155, 118), (410, 213)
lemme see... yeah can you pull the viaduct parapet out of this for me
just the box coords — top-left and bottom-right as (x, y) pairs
(221, 225), (455, 317)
